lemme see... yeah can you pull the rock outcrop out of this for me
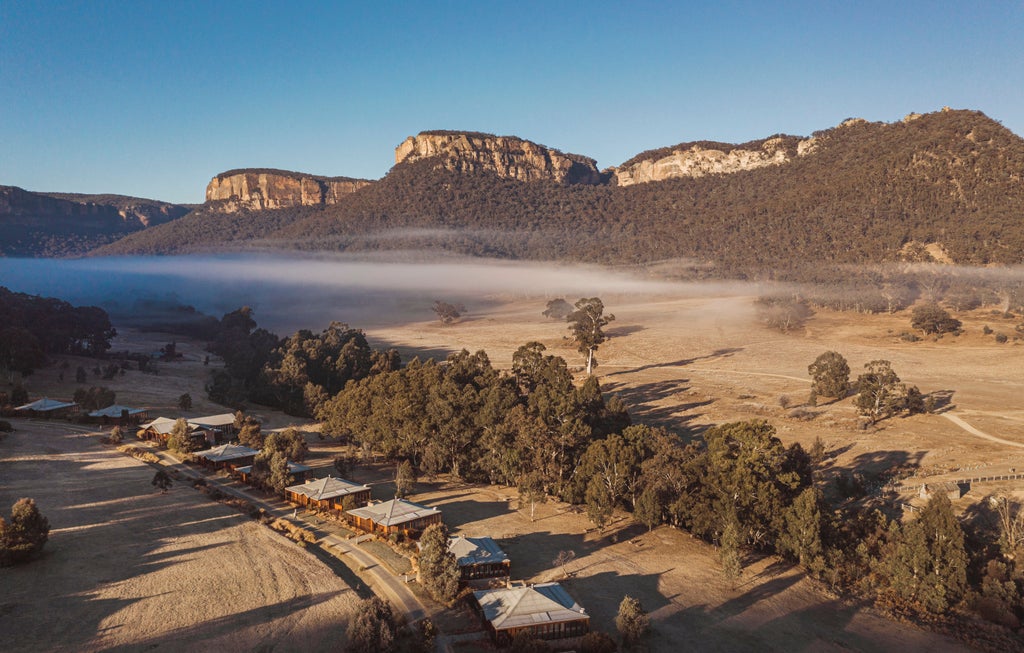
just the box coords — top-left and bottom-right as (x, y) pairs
(614, 135), (814, 186)
(205, 169), (372, 210)
(395, 132), (602, 185)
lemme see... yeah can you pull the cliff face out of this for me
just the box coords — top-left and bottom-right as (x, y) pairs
(0, 186), (191, 256)
(614, 135), (815, 186)
(205, 170), (372, 211)
(395, 132), (602, 185)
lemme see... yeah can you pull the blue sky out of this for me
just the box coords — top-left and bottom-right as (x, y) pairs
(1, 1), (1021, 203)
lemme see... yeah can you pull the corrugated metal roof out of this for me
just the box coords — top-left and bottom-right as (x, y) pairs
(449, 535), (509, 566)
(88, 404), (146, 418)
(237, 462), (311, 476)
(190, 413), (236, 428)
(285, 475), (367, 500)
(474, 583), (587, 630)
(195, 443), (259, 462)
(346, 498), (440, 526)
(140, 417), (181, 435)
(16, 397), (77, 411)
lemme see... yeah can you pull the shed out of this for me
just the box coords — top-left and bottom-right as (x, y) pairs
(346, 498), (442, 538)
(284, 476), (371, 513)
(472, 582), (589, 645)
(919, 482), (964, 501)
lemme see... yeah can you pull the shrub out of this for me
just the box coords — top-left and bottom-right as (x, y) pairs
(983, 325), (993, 335)
(996, 333), (1009, 343)
(0, 421), (12, 432)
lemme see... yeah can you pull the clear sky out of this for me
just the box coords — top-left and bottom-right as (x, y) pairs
(1, 1), (1022, 204)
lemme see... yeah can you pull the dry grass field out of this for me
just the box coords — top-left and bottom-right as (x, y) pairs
(4, 289), (1023, 651)
(0, 421), (360, 652)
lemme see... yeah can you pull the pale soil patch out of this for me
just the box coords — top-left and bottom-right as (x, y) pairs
(0, 421), (359, 652)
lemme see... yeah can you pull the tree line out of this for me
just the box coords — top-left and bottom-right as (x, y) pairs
(0, 286), (117, 385)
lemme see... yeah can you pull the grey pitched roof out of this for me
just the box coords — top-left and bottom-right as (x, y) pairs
(473, 583), (587, 630)
(140, 417), (182, 435)
(284, 475), (366, 499)
(195, 443), (259, 462)
(16, 397), (77, 412)
(189, 413), (236, 428)
(88, 404), (146, 418)
(346, 498), (440, 526)
(449, 536), (509, 567)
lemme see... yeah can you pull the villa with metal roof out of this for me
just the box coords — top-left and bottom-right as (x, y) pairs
(15, 397), (79, 418)
(284, 476), (371, 513)
(472, 582), (589, 645)
(194, 443), (259, 470)
(448, 535), (510, 581)
(137, 417), (184, 444)
(346, 498), (442, 537)
(189, 413), (238, 445)
(88, 404), (148, 424)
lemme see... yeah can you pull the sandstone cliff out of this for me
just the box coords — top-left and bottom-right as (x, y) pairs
(205, 169), (372, 210)
(394, 131), (602, 185)
(614, 135), (815, 186)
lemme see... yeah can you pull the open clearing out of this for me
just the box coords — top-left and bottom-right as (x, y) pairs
(0, 421), (359, 652)
(4, 290), (1023, 651)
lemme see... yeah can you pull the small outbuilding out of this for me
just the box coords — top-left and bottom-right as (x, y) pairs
(346, 498), (442, 538)
(448, 535), (510, 582)
(920, 482), (964, 501)
(194, 443), (259, 471)
(284, 476), (371, 513)
(15, 397), (79, 419)
(472, 582), (589, 645)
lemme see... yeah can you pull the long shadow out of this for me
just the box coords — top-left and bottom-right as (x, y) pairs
(605, 347), (744, 377)
(429, 498), (511, 528)
(102, 591), (347, 652)
(605, 324), (645, 338)
(604, 378), (712, 426)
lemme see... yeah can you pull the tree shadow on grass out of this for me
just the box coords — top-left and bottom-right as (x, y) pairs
(102, 591), (349, 652)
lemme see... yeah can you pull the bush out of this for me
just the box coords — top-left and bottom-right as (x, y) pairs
(0, 498), (50, 566)
(996, 333), (1009, 343)
(0, 421), (12, 432)
(983, 325), (993, 335)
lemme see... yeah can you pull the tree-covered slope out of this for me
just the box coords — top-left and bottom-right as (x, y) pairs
(95, 109), (1024, 276)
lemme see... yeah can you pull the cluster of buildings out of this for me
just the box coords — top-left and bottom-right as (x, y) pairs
(19, 398), (591, 646)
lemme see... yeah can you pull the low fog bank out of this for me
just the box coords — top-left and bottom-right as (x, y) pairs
(0, 254), (775, 334)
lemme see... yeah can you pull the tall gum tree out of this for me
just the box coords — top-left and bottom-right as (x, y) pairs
(567, 297), (614, 376)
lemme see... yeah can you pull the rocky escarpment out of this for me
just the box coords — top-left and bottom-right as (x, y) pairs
(40, 192), (191, 227)
(0, 186), (190, 256)
(395, 131), (602, 185)
(614, 135), (815, 186)
(205, 169), (372, 211)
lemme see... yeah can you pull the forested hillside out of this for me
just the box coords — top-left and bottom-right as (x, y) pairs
(95, 110), (1024, 278)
